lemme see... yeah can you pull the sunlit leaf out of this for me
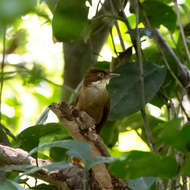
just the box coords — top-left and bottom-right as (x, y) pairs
(52, 0), (88, 42)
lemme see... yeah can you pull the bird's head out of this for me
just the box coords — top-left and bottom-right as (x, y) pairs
(83, 69), (120, 89)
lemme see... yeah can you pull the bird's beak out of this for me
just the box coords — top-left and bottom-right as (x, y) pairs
(109, 72), (120, 78)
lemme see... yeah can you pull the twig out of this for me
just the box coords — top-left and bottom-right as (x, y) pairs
(43, 78), (62, 88)
(95, 0), (103, 16)
(169, 32), (177, 47)
(0, 26), (6, 122)
(36, 107), (50, 125)
(108, 0), (125, 51)
(141, 4), (190, 87)
(119, 10), (138, 52)
(135, 0), (154, 151)
(174, 0), (190, 62)
(109, 28), (118, 56)
(176, 93), (190, 121)
(159, 47), (186, 94)
(68, 80), (83, 104)
(115, 21), (125, 51)
(0, 123), (16, 140)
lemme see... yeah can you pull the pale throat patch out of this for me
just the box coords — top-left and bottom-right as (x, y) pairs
(91, 79), (110, 89)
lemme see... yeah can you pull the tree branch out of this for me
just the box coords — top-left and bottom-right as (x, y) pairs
(0, 144), (102, 190)
(49, 102), (113, 190)
(0, 102), (130, 190)
(174, 0), (190, 62)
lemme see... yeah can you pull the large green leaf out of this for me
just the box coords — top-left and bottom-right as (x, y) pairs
(156, 118), (190, 152)
(14, 123), (69, 152)
(107, 62), (166, 120)
(0, 0), (36, 25)
(52, 0), (88, 42)
(142, 0), (177, 32)
(28, 140), (91, 163)
(109, 151), (178, 179)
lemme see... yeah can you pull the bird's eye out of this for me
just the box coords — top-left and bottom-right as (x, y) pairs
(98, 73), (104, 78)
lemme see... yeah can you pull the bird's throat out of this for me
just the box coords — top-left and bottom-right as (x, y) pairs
(90, 79), (109, 90)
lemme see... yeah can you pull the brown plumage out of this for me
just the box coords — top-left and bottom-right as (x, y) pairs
(76, 69), (111, 133)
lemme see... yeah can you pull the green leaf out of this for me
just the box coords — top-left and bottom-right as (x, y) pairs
(19, 64), (45, 86)
(100, 120), (119, 147)
(109, 151), (178, 179)
(15, 123), (68, 152)
(142, 0), (177, 32)
(85, 156), (123, 171)
(128, 177), (156, 190)
(181, 157), (190, 176)
(52, 0), (88, 42)
(28, 140), (91, 163)
(94, 61), (110, 70)
(34, 184), (57, 190)
(15, 161), (72, 181)
(0, 179), (25, 190)
(0, 0), (36, 25)
(156, 118), (190, 152)
(108, 61), (166, 120)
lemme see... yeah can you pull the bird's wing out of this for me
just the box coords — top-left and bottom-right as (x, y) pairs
(96, 94), (110, 133)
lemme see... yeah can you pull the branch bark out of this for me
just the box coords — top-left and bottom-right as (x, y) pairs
(49, 102), (113, 190)
(0, 144), (100, 190)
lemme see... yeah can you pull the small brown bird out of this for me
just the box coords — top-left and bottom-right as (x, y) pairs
(76, 69), (120, 133)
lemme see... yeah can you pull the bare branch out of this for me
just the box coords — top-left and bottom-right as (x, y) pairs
(0, 144), (101, 190)
(135, 0), (154, 151)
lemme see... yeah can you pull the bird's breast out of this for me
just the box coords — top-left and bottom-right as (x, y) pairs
(76, 86), (109, 124)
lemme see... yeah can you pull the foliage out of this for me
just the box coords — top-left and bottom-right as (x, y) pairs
(1, 0), (190, 189)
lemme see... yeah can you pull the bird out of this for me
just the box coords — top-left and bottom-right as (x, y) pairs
(75, 68), (120, 133)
